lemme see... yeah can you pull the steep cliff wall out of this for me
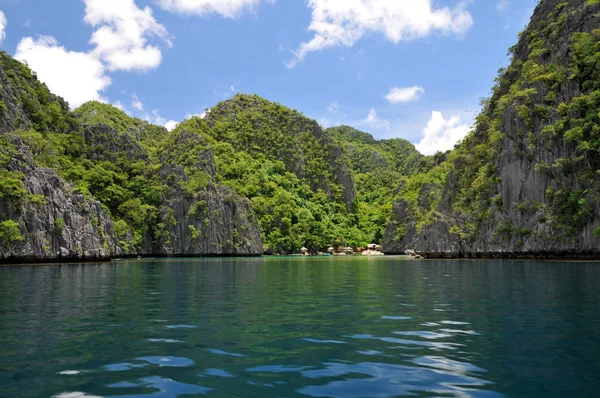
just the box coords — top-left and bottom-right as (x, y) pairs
(74, 107), (264, 257)
(0, 54), (122, 262)
(0, 53), (263, 262)
(384, 0), (600, 258)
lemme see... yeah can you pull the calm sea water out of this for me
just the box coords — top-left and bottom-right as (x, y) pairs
(0, 256), (599, 398)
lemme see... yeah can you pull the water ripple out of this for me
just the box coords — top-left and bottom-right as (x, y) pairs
(148, 338), (183, 343)
(392, 331), (453, 339)
(207, 349), (245, 357)
(165, 324), (196, 329)
(248, 365), (315, 373)
(297, 362), (500, 398)
(202, 368), (235, 378)
(107, 376), (211, 396)
(104, 363), (148, 372)
(303, 338), (347, 344)
(137, 356), (194, 367)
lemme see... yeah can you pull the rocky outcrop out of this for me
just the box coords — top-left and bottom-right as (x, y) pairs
(155, 132), (262, 256)
(78, 123), (264, 257)
(0, 52), (263, 262)
(384, 0), (600, 258)
(0, 53), (122, 263)
(0, 141), (122, 263)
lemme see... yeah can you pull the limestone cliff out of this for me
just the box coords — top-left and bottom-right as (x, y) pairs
(384, 0), (600, 258)
(0, 54), (121, 262)
(0, 53), (262, 262)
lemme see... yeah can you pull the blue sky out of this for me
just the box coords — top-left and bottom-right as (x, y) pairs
(0, 0), (537, 154)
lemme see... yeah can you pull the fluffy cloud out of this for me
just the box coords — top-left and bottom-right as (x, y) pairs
(84, 0), (172, 71)
(145, 109), (178, 131)
(156, 0), (267, 18)
(327, 100), (339, 113)
(362, 108), (390, 130)
(385, 86), (424, 104)
(131, 93), (144, 111)
(13, 1), (174, 109)
(164, 120), (178, 131)
(287, 0), (473, 67)
(0, 11), (6, 44)
(415, 111), (471, 155)
(15, 36), (111, 108)
(186, 111), (207, 119)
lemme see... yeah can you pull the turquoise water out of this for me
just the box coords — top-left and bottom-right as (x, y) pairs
(0, 256), (599, 397)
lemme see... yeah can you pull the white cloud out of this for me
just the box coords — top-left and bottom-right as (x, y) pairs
(327, 100), (339, 113)
(113, 100), (125, 110)
(286, 0), (473, 67)
(385, 86), (424, 104)
(185, 111), (207, 119)
(415, 111), (471, 155)
(165, 120), (178, 131)
(15, 36), (111, 108)
(362, 108), (390, 130)
(131, 93), (144, 111)
(84, 0), (172, 72)
(0, 11), (6, 44)
(496, 0), (510, 12)
(145, 109), (178, 131)
(156, 0), (268, 19)
(230, 85), (236, 92)
(12, 1), (173, 110)
(146, 109), (166, 124)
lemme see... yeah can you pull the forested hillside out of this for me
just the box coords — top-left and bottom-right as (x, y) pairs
(384, 0), (600, 257)
(0, 58), (426, 260)
(166, 97), (428, 253)
(3, 0), (598, 261)
(0, 55), (261, 261)
(329, 126), (432, 245)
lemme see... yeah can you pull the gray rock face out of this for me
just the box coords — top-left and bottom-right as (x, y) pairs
(0, 55), (122, 262)
(384, 0), (600, 258)
(155, 134), (263, 256)
(0, 54), (263, 262)
(0, 142), (122, 262)
(78, 125), (264, 257)
(83, 124), (147, 162)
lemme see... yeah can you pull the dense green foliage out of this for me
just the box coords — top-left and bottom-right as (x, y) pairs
(0, 220), (24, 248)
(0, 53), (169, 253)
(328, 126), (430, 244)
(176, 97), (362, 253)
(389, 1), (600, 245)
(0, 52), (428, 254)
(156, 96), (428, 253)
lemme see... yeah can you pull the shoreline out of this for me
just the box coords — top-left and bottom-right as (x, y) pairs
(0, 253), (263, 266)
(384, 251), (600, 261)
(3, 251), (600, 265)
